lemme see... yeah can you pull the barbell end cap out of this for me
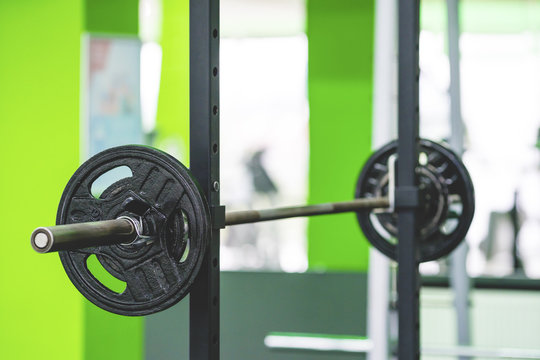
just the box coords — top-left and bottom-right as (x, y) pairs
(31, 227), (54, 253)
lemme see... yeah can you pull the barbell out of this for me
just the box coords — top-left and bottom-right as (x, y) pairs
(30, 139), (474, 316)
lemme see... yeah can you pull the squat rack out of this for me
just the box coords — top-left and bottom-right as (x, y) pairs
(188, 1), (421, 360)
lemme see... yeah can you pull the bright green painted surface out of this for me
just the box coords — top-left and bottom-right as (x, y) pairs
(306, 0), (375, 271)
(0, 1), (84, 359)
(82, 1), (143, 359)
(155, 0), (191, 165)
(84, 304), (144, 360)
(85, 0), (139, 35)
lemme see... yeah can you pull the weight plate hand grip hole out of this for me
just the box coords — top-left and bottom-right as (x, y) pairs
(86, 254), (127, 294)
(90, 165), (133, 199)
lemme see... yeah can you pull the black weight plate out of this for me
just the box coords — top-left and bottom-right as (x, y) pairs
(355, 139), (475, 262)
(57, 145), (210, 316)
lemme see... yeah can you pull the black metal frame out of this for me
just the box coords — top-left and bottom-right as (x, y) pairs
(397, 0), (421, 359)
(187, 0), (421, 359)
(189, 0), (220, 358)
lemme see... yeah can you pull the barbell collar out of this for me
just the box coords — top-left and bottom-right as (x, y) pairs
(31, 217), (138, 254)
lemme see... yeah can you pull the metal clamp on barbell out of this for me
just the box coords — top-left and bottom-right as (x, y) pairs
(30, 216), (142, 254)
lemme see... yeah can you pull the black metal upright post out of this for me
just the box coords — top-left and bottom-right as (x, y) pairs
(189, 0), (220, 359)
(397, 0), (420, 359)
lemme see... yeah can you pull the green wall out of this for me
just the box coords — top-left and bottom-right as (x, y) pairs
(86, 0), (139, 34)
(155, 0), (191, 165)
(306, 0), (375, 271)
(0, 1), (144, 359)
(0, 1), (84, 359)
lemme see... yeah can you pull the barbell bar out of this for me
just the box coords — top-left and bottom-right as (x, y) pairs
(31, 196), (390, 254)
(225, 197), (390, 225)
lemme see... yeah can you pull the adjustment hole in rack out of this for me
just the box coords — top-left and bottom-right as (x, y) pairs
(212, 296), (218, 306)
(213, 67), (218, 77)
(212, 257), (218, 268)
(212, 143), (218, 154)
(212, 335), (218, 345)
(212, 29), (218, 38)
(213, 106), (218, 115)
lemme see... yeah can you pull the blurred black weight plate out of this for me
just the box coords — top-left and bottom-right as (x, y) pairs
(356, 139), (475, 262)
